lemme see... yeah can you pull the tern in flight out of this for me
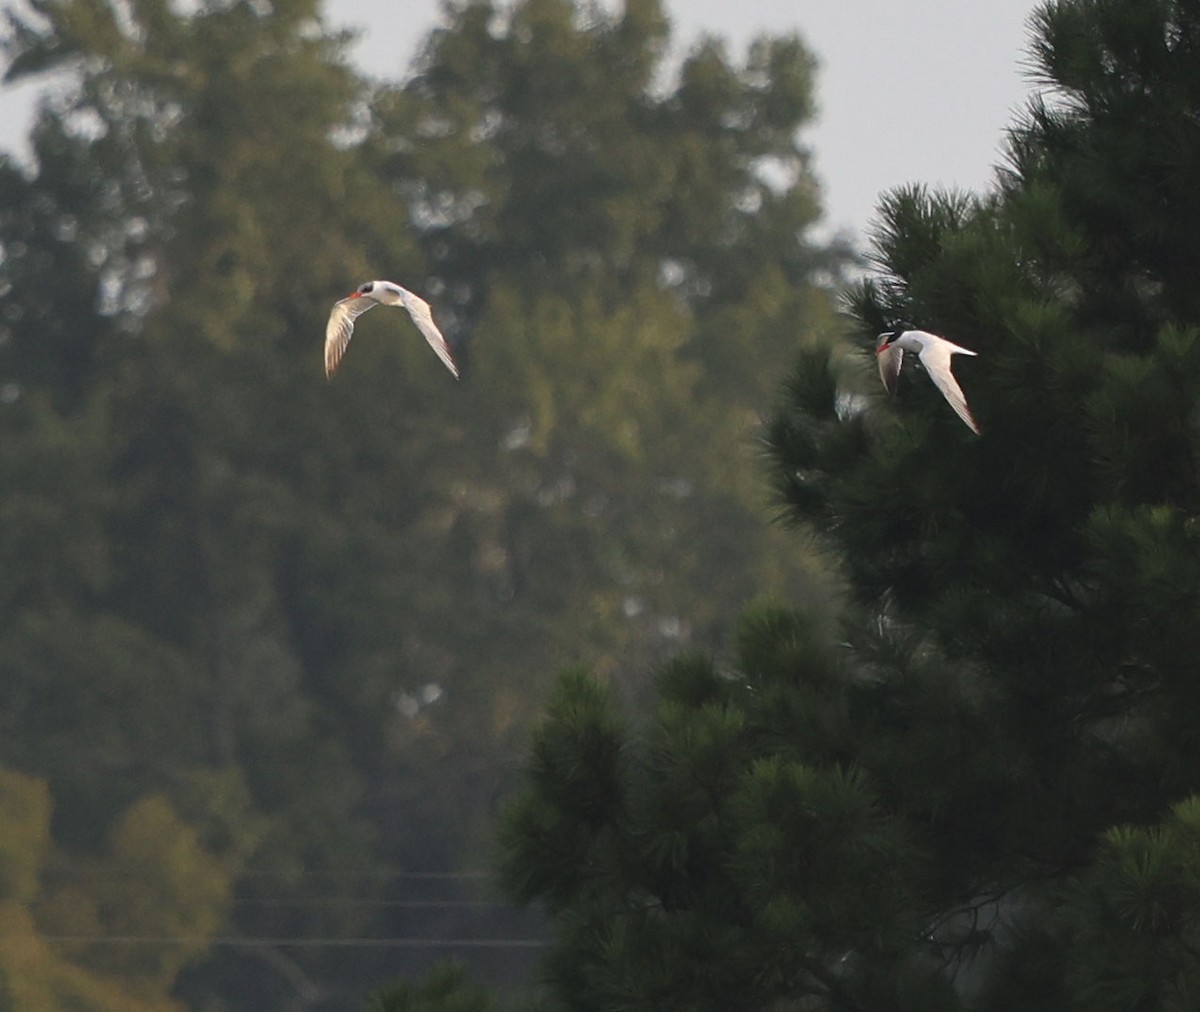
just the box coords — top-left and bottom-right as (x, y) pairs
(876, 328), (979, 434)
(325, 281), (459, 380)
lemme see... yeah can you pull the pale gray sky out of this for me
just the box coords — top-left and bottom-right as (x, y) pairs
(0, 0), (1046, 242)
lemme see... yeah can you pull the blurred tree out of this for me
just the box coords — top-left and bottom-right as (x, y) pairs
(0, 768), (193, 1012)
(499, 0), (1200, 1008)
(363, 0), (846, 862)
(0, 767), (50, 906)
(74, 794), (231, 997)
(1, 0), (401, 1003)
(1, 0), (845, 1006)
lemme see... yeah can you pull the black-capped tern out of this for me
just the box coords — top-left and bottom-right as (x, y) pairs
(325, 281), (459, 380)
(876, 328), (979, 434)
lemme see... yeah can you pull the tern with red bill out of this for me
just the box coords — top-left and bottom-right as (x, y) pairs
(876, 328), (979, 434)
(325, 281), (459, 380)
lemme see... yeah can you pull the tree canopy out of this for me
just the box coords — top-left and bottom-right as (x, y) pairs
(497, 0), (1200, 1008)
(0, 0), (842, 1006)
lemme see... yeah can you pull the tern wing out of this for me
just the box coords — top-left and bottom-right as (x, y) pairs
(398, 289), (459, 379)
(878, 343), (904, 394)
(916, 338), (980, 434)
(325, 297), (378, 378)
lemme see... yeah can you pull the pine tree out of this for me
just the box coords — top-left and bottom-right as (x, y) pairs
(366, 961), (493, 1012)
(500, 0), (1200, 1008)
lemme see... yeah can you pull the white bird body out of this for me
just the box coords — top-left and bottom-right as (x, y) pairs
(876, 328), (979, 434)
(325, 280), (459, 380)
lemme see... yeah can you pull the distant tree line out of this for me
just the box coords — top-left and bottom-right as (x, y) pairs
(0, 0), (844, 1007)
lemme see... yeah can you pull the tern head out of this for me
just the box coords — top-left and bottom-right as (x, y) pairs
(349, 281), (376, 299)
(876, 327), (905, 354)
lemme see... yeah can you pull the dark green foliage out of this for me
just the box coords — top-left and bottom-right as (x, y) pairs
(498, 669), (629, 911)
(1064, 798), (1200, 1011)
(500, 608), (936, 1010)
(497, 0), (1200, 1009)
(367, 962), (493, 1012)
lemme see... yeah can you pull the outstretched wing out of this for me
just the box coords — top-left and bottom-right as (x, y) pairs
(916, 339), (980, 434)
(398, 289), (459, 379)
(324, 296), (378, 378)
(877, 343), (904, 394)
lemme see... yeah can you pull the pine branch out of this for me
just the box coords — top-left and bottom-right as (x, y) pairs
(795, 955), (867, 1012)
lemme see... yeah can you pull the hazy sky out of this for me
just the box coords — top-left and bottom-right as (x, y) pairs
(0, 0), (1047, 242)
